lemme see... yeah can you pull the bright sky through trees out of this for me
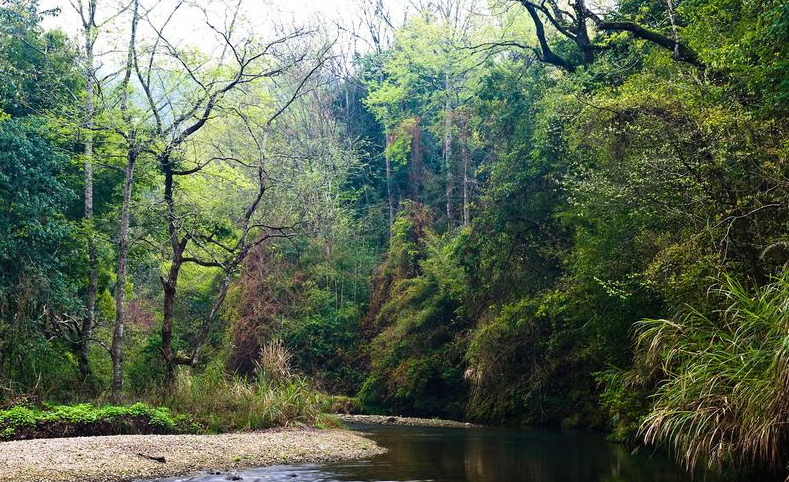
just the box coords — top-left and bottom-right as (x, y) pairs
(42, 0), (411, 48)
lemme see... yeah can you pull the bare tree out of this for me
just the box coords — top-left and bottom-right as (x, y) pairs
(71, 0), (100, 381)
(108, 0), (141, 402)
(129, 1), (324, 384)
(189, 55), (333, 367)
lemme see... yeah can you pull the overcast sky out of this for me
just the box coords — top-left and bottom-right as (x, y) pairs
(41, 0), (408, 42)
(42, 0), (370, 27)
(38, 0), (418, 72)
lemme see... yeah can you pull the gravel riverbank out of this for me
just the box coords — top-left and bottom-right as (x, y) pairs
(0, 428), (383, 482)
(338, 414), (480, 428)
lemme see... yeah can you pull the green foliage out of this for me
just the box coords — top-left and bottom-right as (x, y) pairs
(0, 402), (197, 440)
(359, 208), (469, 419)
(0, 117), (82, 397)
(611, 274), (789, 476)
(225, 232), (376, 394)
(160, 359), (329, 433)
(0, 0), (82, 117)
(0, 117), (75, 291)
(595, 368), (652, 442)
(2, 1), (789, 479)
(681, 0), (789, 112)
(283, 288), (364, 392)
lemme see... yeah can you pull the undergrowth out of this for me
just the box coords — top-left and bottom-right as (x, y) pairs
(0, 402), (198, 440)
(606, 273), (789, 478)
(157, 341), (334, 432)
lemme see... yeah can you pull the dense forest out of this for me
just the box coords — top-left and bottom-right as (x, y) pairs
(1, 0), (789, 478)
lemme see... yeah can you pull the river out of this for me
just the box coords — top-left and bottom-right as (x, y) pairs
(154, 423), (708, 482)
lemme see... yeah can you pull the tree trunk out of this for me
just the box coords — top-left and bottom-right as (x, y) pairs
(161, 267), (179, 386)
(110, 0), (139, 402)
(574, 0), (595, 64)
(80, 32), (97, 380)
(385, 132), (394, 231)
(444, 72), (453, 223)
(461, 120), (470, 227)
(111, 146), (136, 402)
(161, 165), (184, 387)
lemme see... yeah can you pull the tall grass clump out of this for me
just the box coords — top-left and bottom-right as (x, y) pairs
(633, 273), (789, 477)
(162, 341), (329, 432)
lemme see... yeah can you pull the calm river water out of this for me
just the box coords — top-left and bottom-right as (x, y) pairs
(154, 423), (712, 482)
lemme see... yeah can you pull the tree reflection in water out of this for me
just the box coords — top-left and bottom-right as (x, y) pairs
(154, 424), (713, 482)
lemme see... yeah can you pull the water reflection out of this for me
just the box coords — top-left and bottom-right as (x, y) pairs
(152, 423), (708, 482)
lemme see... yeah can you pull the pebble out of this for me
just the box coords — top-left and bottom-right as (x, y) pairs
(0, 428), (384, 482)
(337, 414), (480, 428)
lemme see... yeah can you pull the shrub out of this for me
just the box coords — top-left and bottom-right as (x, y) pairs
(358, 224), (469, 419)
(255, 339), (293, 383)
(160, 348), (329, 433)
(629, 273), (789, 477)
(329, 395), (362, 414)
(0, 402), (198, 440)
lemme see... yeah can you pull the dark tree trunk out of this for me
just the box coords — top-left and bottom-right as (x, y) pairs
(161, 275), (178, 385)
(160, 162), (187, 388)
(111, 146), (136, 401)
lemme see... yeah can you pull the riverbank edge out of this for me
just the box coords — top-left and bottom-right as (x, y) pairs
(0, 427), (384, 482)
(337, 414), (481, 428)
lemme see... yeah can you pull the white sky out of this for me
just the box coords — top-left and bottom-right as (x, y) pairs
(38, 0), (415, 76)
(41, 0), (408, 45)
(42, 0), (370, 28)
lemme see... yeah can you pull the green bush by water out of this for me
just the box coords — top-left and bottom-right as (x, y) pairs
(0, 402), (198, 440)
(605, 273), (789, 477)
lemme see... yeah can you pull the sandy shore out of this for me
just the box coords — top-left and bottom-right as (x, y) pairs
(338, 414), (480, 428)
(0, 428), (383, 482)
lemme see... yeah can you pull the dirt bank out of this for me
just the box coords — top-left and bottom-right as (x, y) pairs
(0, 428), (383, 482)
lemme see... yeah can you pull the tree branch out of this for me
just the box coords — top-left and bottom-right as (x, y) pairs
(597, 20), (702, 67)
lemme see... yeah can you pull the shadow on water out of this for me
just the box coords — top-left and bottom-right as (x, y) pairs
(152, 423), (715, 482)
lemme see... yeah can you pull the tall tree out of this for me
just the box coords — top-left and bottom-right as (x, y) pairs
(72, 0), (99, 380)
(108, 0), (140, 401)
(70, 0), (130, 380)
(129, 1), (323, 384)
